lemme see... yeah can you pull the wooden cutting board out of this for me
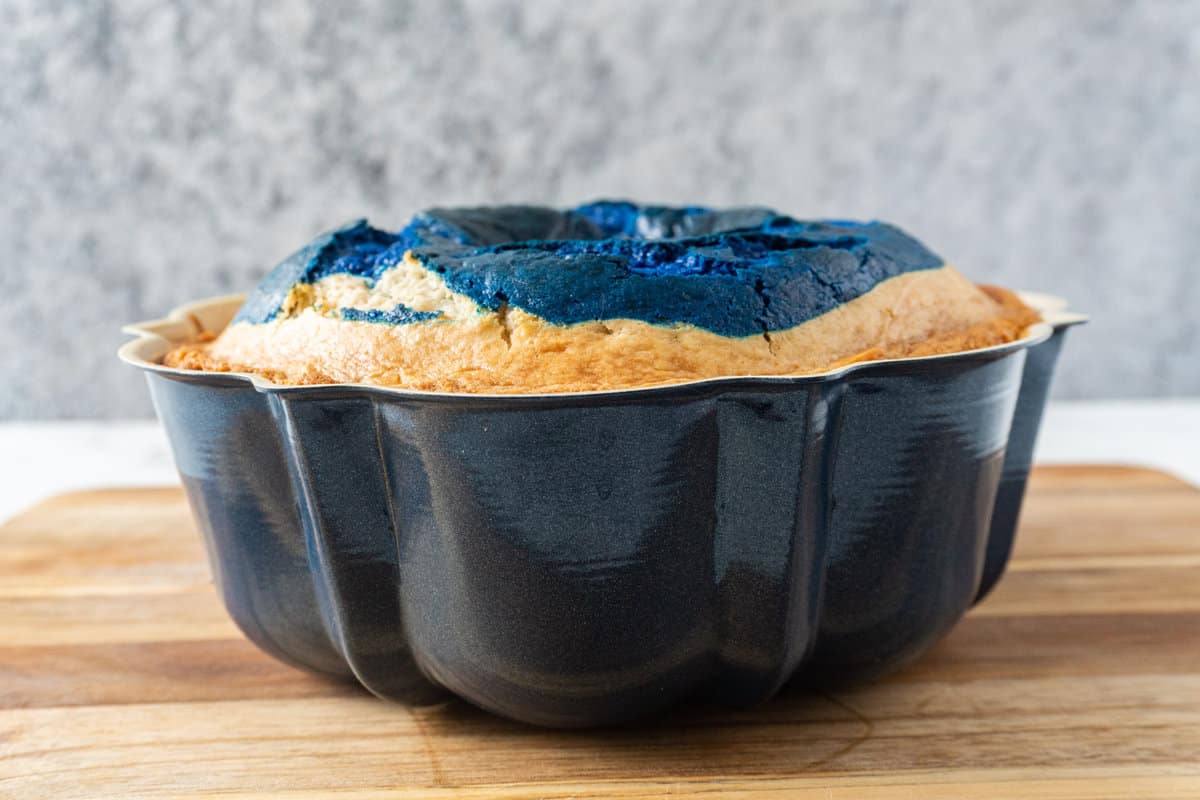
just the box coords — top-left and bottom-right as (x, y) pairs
(1, 466), (1198, 799)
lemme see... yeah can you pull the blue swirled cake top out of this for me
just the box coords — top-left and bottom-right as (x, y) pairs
(235, 201), (943, 338)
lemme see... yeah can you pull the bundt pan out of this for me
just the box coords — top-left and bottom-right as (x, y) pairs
(121, 294), (1084, 727)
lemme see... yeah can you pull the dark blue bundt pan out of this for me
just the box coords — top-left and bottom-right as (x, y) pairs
(121, 295), (1082, 727)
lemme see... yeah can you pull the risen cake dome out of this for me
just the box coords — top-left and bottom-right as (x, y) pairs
(165, 201), (1039, 392)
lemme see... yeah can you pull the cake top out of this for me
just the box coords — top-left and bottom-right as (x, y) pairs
(235, 201), (944, 338)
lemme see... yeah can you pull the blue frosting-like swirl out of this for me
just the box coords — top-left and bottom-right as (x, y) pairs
(234, 201), (943, 338)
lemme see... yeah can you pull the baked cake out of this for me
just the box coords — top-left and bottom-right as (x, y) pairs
(164, 201), (1039, 392)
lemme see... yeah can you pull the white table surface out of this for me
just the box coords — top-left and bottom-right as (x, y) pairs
(1, 400), (1197, 524)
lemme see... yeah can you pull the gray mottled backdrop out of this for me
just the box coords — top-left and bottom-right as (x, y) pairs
(3, 0), (1197, 418)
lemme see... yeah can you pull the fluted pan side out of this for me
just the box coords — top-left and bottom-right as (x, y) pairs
(803, 352), (1024, 684)
(707, 385), (839, 707)
(977, 331), (1071, 600)
(272, 393), (439, 703)
(137, 319), (1077, 727)
(146, 374), (348, 678)
(387, 393), (727, 725)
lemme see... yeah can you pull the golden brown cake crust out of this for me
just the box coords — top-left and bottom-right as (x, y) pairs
(163, 267), (1041, 393)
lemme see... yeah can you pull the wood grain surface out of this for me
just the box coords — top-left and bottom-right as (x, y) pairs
(1, 466), (1198, 799)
